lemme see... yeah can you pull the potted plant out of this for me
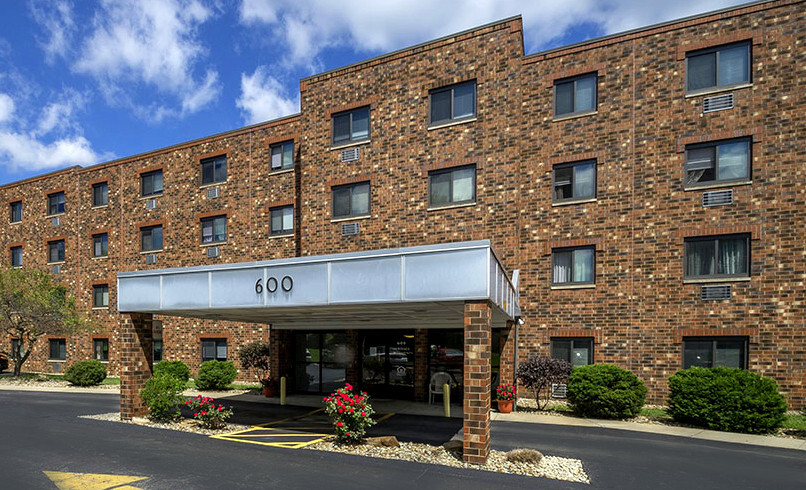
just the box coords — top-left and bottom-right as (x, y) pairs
(496, 383), (517, 413)
(238, 341), (274, 397)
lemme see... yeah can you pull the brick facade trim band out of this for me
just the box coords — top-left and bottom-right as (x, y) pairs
(325, 99), (376, 118)
(45, 235), (67, 245)
(676, 127), (762, 152)
(197, 149), (230, 162)
(544, 64), (607, 85)
(675, 225), (761, 239)
(136, 220), (163, 229)
(423, 158), (481, 174)
(6, 197), (23, 204)
(266, 134), (300, 146)
(546, 329), (605, 343)
(88, 177), (109, 186)
(91, 334), (111, 340)
(91, 228), (111, 236)
(46, 187), (67, 196)
(420, 76), (482, 97)
(7, 242), (24, 249)
(137, 165), (163, 176)
(194, 211), (229, 220)
(327, 174), (374, 188)
(90, 279), (111, 287)
(675, 30), (763, 59)
(268, 198), (295, 209)
(675, 327), (759, 343)
(548, 151), (605, 165)
(545, 237), (602, 254)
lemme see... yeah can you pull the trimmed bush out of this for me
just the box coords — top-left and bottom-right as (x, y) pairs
(140, 374), (186, 422)
(668, 367), (787, 434)
(567, 364), (647, 419)
(153, 360), (191, 383)
(195, 360), (238, 390)
(64, 360), (107, 386)
(238, 341), (271, 385)
(516, 357), (572, 409)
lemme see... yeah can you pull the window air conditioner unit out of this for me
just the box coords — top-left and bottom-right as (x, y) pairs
(701, 285), (731, 301)
(51, 265), (61, 274)
(145, 199), (157, 210)
(145, 254), (157, 265)
(207, 188), (220, 199)
(551, 383), (568, 399)
(703, 189), (733, 207)
(51, 217), (61, 226)
(341, 222), (360, 236)
(206, 246), (220, 258)
(51, 363), (62, 373)
(341, 147), (360, 162)
(702, 93), (734, 113)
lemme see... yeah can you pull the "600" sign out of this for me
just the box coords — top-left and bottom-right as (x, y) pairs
(255, 276), (293, 294)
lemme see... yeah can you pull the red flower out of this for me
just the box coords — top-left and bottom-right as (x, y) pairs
(360, 411), (366, 417)
(194, 412), (199, 417)
(336, 421), (343, 427)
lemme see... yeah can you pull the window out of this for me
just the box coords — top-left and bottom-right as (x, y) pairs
(683, 337), (747, 369)
(553, 160), (596, 202)
(48, 240), (65, 264)
(92, 182), (108, 207)
(201, 215), (227, 244)
(684, 234), (749, 279)
(685, 138), (750, 187)
(429, 81), (476, 126)
(11, 339), (21, 357)
(140, 225), (163, 252)
(93, 339), (109, 361)
(92, 233), (108, 258)
(551, 338), (594, 367)
(201, 155), (227, 185)
(140, 170), (163, 197)
(92, 284), (109, 308)
(554, 73), (597, 117)
(10, 201), (22, 222)
(49, 339), (66, 360)
(153, 340), (163, 363)
(552, 246), (595, 285)
(429, 165), (476, 207)
(332, 182), (370, 218)
(201, 339), (227, 362)
(687, 42), (750, 93)
(270, 206), (294, 235)
(271, 141), (294, 171)
(48, 192), (65, 215)
(332, 107), (369, 145)
(10, 246), (22, 267)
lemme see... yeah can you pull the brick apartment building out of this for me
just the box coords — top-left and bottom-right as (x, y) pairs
(2, 0), (804, 423)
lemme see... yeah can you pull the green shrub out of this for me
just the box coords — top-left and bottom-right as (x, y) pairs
(140, 374), (186, 422)
(64, 360), (107, 386)
(567, 364), (647, 419)
(195, 360), (238, 390)
(153, 360), (191, 383)
(668, 367), (787, 434)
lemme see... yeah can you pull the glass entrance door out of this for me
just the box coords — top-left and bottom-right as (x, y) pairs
(361, 330), (414, 399)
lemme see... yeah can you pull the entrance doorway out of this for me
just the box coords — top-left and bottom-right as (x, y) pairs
(361, 330), (415, 399)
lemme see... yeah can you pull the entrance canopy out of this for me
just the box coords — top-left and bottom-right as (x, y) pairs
(118, 240), (520, 329)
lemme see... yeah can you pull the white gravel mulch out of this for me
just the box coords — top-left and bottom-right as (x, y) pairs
(0, 376), (119, 389)
(79, 412), (249, 436)
(306, 440), (590, 484)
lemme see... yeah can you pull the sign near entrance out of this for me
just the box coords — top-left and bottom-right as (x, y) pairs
(255, 276), (293, 295)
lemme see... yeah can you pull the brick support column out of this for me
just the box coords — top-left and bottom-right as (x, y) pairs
(414, 329), (428, 402)
(500, 321), (516, 386)
(463, 300), (491, 464)
(345, 329), (360, 387)
(120, 313), (153, 420)
(269, 327), (293, 383)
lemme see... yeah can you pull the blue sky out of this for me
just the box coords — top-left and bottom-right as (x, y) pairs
(0, 0), (746, 186)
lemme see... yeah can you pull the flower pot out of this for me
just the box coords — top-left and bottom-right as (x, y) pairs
(262, 385), (276, 397)
(497, 399), (514, 413)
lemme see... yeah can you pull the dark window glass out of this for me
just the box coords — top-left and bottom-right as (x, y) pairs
(270, 206), (294, 235)
(48, 240), (65, 263)
(10, 201), (22, 222)
(93, 233), (108, 258)
(201, 216), (227, 244)
(294, 332), (348, 393)
(92, 284), (109, 308)
(687, 42), (750, 92)
(201, 339), (227, 362)
(332, 107), (370, 145)
(552, 246), (595, 285)
(140, 170), (163, 197)
(49, 339), (66, 360)
(153, 340), (163, 363)
(553, 160), (596, 202)
(428, 165), (476, 207)
(684, 234), (749, 279)
(332, 182), (370, 218)
(201, 155), (227, 185)
(429, 81), (476, 125)
(48, 192), (65, 215)
(93, 339), (109, 361)
(10, 246), (22, 267)
(140, 225), (163, 252)
(685, 138), (750, 187)
(551, 338), (594, 367)
(271, 141), (294, 171)
(554, 73), (597, 117)
(92, 182), (108, 207)
(683, 337), (747, 369)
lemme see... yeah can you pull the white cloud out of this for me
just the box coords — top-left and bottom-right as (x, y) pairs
(239, 0), (744, 67)
(29, 0), (76, 63)
(236, 66), (299, 124)
(74, 0), (220, 121)
(36, 89), (88, 136)
(0, 94), (14, 124)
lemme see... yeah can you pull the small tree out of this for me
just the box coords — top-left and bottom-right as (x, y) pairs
(238, 341), (272, 387)
(0, 267), (91, 376)
(516, 357), (572, 410)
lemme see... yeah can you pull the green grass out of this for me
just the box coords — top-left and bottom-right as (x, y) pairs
(640, 407), (672, 419)
(101, 377), (120, 386)
(781, 414), (806, 430)
(185, 379), (260, 391)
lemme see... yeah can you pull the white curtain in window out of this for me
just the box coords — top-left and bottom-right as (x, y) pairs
(553, 252), (571, 283)
(718, 238), (747, 275)
(686, 240), (715, 276)
(452, 167), (475, 202)
(351, 184), (369, 215)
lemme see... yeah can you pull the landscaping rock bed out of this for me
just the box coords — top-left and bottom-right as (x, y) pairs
(0, 374), (118, 389)
(80, 412), (249, 436)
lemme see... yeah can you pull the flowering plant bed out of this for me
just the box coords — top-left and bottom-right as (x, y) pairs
(496, 383), (517, 401)
(185, 395), (233, 429)
(323, 383), (376, 443)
